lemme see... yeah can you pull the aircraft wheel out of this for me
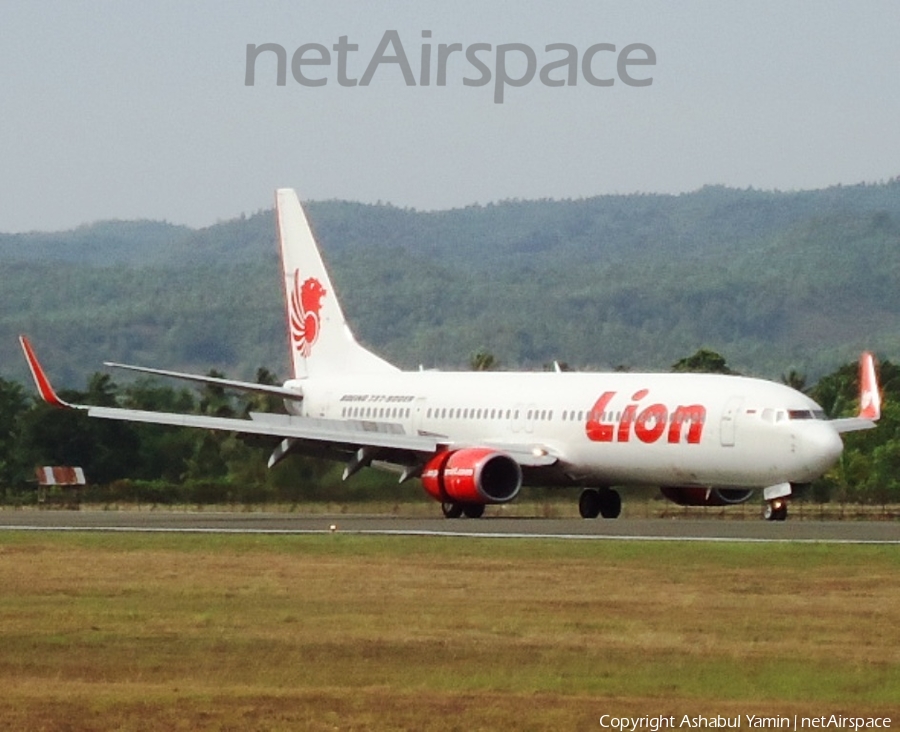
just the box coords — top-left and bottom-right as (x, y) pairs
(764, 500), (788, 522)
(598, 488), (622, 519)
(462, 503), (486, 519)
(442, 502), (463, 519)
(579, 488), (602, 519)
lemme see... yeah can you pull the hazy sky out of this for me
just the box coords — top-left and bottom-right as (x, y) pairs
(2, 1), (898, 232)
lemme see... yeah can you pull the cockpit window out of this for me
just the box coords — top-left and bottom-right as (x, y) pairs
(788, 409), (825, 421)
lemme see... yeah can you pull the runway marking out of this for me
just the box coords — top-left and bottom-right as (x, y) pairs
(1, 525), (898, 544)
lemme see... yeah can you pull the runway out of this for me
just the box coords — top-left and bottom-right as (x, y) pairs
(0, 510), (897, 543)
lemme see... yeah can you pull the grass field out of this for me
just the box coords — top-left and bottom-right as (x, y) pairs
(0, 532), (897, 730)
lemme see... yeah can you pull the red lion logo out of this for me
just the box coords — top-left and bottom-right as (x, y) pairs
(290, 270), (327, 357)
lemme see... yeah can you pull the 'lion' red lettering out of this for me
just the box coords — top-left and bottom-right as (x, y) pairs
(585, 390), (706, 445)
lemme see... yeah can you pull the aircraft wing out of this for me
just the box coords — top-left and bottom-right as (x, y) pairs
(19, 336), (558, 470)
(83, 407), (558, 467)
(84, 405), (440, 452)
(478, 441), (560, 468)
(829, 417), (878, 434)
(20, 336), (437, 452)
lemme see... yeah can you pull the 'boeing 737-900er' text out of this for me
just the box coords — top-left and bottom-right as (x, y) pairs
(20, 189), (882, 521)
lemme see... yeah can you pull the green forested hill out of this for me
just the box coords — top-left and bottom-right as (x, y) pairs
(2, 180), (899, 388)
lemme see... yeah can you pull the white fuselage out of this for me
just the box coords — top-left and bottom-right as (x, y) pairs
(284, 370), (843, 490)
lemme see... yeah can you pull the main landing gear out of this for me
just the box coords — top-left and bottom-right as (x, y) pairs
(578, 488), (622, 519)
(441, 502), (485, 519)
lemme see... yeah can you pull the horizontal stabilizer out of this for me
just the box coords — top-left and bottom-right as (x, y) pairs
(105, 361), (304, 400)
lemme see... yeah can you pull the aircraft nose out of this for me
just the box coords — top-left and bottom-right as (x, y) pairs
(795, 423), (844, 477)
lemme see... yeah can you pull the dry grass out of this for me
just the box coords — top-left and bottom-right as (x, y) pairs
(0, 533), (897, 730)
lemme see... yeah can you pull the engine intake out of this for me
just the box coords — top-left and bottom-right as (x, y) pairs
(660, 486), (754, 506)
(421, 448), (522, 505)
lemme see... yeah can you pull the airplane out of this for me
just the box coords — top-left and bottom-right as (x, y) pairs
(19, 189), (882, 521)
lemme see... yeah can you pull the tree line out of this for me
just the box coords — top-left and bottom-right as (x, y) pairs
(0, 350), (897, 508)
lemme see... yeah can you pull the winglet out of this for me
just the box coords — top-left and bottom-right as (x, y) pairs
(858, 351), (881, 421)
(18, 336), (74, 409)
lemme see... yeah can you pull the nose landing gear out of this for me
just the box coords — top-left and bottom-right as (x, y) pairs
(764, 498), (788, 521)
(763, 482), (792, 521)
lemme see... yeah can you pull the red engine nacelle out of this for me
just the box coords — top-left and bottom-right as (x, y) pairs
(660, 486), (754, 506)
(421, 448), (522, 505)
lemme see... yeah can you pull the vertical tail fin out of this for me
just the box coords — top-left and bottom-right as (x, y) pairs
(275, 189), (398, 378)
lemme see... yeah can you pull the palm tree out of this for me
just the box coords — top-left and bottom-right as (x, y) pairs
(781, 369), (808, 393)
(469, 350), (498, 371)
(671, 349), (735, 374)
